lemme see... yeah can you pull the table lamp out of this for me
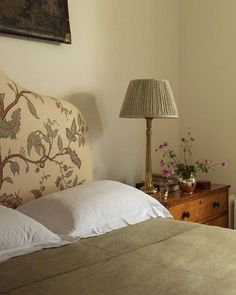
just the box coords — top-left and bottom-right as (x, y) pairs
(119, 79), (178, 194)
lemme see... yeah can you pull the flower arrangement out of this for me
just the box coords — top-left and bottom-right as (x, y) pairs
(156, 132), (227, 180)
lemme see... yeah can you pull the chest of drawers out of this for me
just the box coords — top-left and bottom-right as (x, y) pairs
(151, 184), (230, 228)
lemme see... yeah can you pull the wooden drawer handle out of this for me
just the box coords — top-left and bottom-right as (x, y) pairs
(213, 201), (220, 208)
(182, 211), (191, 219)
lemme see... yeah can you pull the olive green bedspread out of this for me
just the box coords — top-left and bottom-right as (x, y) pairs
(1, 218), (236, 295)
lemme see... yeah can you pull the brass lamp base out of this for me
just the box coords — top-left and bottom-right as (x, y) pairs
(140, 185), (157, 194)
(141, 117), (157, 195)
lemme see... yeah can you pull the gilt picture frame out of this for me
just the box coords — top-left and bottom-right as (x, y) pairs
(0, 0), (71, 44)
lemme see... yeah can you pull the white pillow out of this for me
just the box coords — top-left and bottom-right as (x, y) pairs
(0, 205), (69, 263)
(18, 180), (172, 238)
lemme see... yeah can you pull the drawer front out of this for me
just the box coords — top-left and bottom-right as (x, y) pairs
(204, 214), (228, 228)
(199, 192), (228, 220)
(168, 199), (200, 222)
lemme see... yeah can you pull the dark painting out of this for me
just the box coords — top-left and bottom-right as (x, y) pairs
(0, 0), (71, 44)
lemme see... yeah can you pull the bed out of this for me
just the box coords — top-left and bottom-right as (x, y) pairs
(1, 71), (236, 295)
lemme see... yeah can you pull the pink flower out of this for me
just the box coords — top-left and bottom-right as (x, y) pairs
(203, 159), (211, 166)
(160, 160), (165, 167)
(156, 132), (228, 176)
(221, 161), (228, 168)
(161, 168), (173, 178)
(159, 142), (168, 150)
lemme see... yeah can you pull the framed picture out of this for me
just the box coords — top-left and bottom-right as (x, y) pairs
(0, 0), (71, 44)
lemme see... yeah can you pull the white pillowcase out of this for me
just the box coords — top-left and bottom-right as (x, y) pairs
(0, 205), (69, 263)
(18, 180), (172, 238)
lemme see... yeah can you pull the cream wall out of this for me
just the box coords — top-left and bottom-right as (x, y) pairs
(180, 0), (236, 191)
(0, 0), (180, 185)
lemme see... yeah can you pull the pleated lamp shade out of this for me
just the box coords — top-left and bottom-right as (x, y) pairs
(119, 79), (178, 118)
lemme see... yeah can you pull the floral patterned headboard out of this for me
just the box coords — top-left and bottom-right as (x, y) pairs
(0, 70), (92, 208)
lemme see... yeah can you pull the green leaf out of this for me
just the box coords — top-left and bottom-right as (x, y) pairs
(71, 136), (77, 142)
(78, 136), (85, 147)
(71, 118), (76, 134)
(27, 132), (42, 156)
(26, 98), (39, 119)
(31, 189), (42, 199)
(0, 108), (21, 139)
(25, 165), (30, 173)
(55, 176), (61, 188)
(57, 135), (63, 151)
(4, 177), (13, 184)
(43, 135), (51, 144)
(65, 170), (73, 178)
(27, 141), (33, 156)
(77, 113), (81, 127)
(73, 175), (78, 186)
(52, 129), (58, 138)
(34, 144), (42, 156)
(7, 83), (15, 92)
(0, 93), (5, 100)
(45, 123), (53, 138)
(10, 162), (20, 175)
(66, 128), (72, 141)
(81, 137), (85, 146)
(68, 149), (81, 169)
(13, 162), (20, 174)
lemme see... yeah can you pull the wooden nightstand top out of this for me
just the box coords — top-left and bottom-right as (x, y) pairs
(150, 184), (230, 209)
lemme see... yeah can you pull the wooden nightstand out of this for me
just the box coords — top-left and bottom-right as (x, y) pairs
(150, 184), (230, 228)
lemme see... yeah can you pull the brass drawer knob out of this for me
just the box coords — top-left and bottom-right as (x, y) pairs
(213, 201), (220, 208)
(182, 211), (191, 219)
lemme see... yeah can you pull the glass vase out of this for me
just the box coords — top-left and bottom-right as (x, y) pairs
(178, 173), (196, 194)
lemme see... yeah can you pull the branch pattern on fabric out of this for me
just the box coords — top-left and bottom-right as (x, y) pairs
(0, 81), (87, 208)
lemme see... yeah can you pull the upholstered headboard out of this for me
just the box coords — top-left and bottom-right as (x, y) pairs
(0, 71), (92, 208)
